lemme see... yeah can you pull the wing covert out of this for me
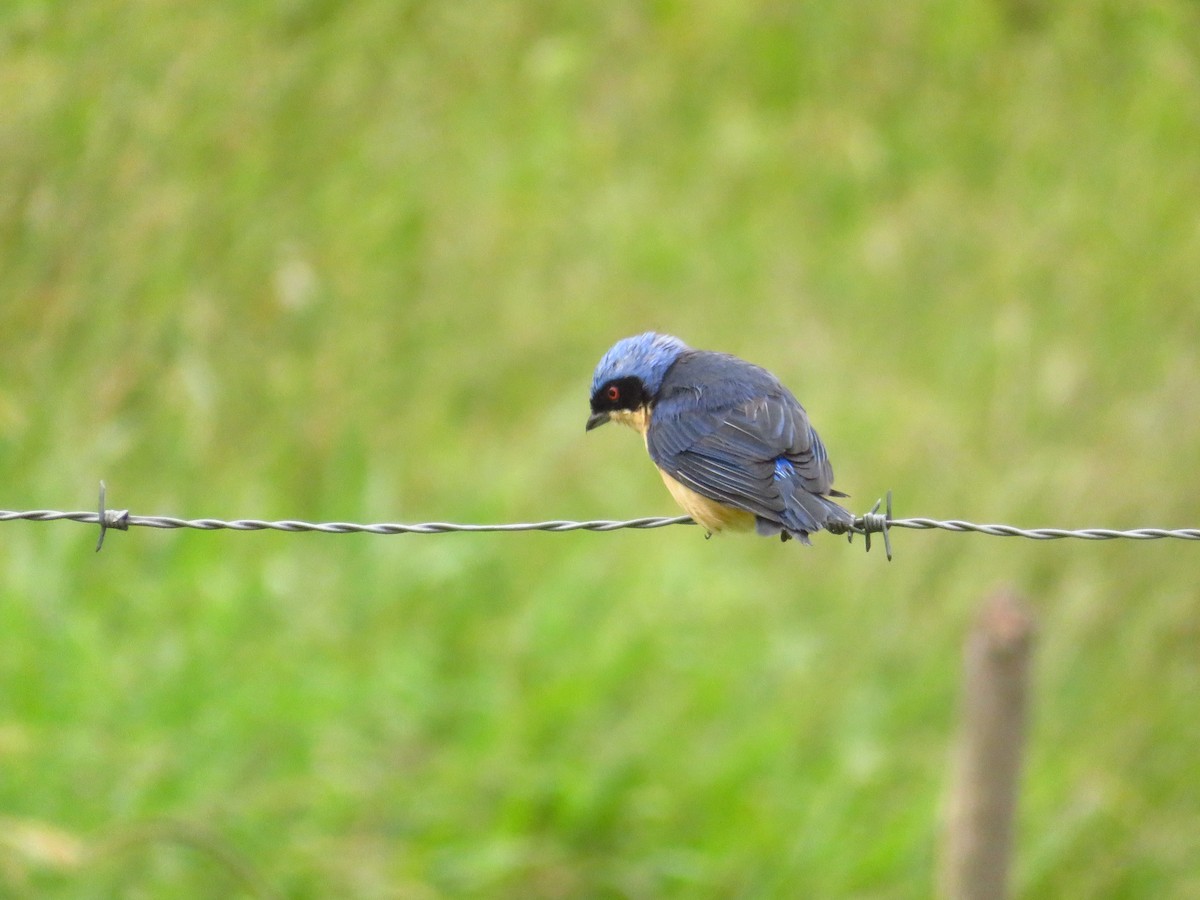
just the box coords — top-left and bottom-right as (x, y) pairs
(647, 389), (837, 523)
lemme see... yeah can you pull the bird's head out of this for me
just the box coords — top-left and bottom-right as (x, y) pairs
(587, 332), (690, 433)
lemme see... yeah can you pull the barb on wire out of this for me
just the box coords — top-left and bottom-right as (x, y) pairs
(827, 490), (894, 559)
(1, 484), (1198, 561)
(96, 480), (130, 552)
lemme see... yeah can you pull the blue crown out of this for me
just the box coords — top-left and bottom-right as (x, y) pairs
(591, 332), (691, 397)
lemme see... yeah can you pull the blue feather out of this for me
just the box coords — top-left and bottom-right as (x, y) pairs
(773, 457), (794, 480)
(645, 349), (851, 541)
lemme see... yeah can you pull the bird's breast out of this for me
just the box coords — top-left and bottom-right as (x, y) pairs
(657, 469), (756, 534)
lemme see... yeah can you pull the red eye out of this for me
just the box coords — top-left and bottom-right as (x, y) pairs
(606, 385), (620, 402)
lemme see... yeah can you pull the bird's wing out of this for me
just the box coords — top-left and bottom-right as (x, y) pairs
(647, 391), (837, 522)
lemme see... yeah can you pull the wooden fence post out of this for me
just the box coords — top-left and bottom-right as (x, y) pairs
(940, 588), (1035, 900)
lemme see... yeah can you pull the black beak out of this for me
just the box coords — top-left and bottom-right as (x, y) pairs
(586, 411), (610, 432)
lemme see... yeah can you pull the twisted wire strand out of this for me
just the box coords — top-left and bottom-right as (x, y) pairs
(886, 519), (1200, 541)
(0, 508), (694, 535)
(1, 485), (1197, 560)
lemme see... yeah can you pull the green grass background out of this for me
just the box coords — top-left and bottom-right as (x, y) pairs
(2, 1), (1199, 896)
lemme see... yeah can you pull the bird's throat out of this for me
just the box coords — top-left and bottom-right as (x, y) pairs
(610, 405), (652, 436)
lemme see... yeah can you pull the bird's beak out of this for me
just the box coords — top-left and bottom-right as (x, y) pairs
(586, 411), (610, 432)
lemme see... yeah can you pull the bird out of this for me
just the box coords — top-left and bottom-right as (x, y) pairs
(586, 332), (852, 544)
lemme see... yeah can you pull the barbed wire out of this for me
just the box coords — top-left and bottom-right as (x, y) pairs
(1, 484), (1198, 561)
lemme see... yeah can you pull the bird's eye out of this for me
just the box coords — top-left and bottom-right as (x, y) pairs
(606, 385), (620, 402)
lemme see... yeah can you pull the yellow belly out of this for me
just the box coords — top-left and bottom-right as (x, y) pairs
(659, 469), (755, 534)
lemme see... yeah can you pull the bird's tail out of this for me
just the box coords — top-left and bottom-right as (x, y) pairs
(758, 488), (853, 545)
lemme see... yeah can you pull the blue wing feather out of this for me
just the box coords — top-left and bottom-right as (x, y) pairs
(646, 351), (850, 540)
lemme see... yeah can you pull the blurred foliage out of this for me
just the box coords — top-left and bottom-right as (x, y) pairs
(2, 0), (1199, 896)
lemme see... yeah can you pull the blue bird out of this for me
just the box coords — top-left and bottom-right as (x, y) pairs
(587, 332), (851, 544)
